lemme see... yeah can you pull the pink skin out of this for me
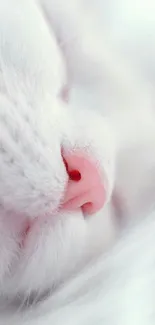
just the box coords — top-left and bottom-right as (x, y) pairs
(62, 153), (106, 215)
(60, 85), (70, 102)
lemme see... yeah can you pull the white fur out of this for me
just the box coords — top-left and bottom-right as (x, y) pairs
(0, 0), (155, 324)
(2, 212), (155, 325)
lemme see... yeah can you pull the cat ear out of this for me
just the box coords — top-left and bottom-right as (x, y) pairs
(61, 151), (106, 215)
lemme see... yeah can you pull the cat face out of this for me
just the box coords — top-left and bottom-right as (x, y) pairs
(0, 0), (116, 299)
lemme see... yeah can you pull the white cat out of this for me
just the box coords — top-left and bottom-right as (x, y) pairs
(0, 0), (155, 324)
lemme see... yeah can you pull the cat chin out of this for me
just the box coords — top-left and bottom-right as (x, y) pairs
(0, 211), (154, 325)
(2, 209), (88, 297)
(3, 206), (116, 298)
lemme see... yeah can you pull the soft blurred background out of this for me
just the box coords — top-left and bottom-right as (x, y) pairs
(70, 0), (155, 114)
(92, 0), (155, 82)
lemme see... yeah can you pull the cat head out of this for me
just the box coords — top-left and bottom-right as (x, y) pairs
(0, 0), (116, 300)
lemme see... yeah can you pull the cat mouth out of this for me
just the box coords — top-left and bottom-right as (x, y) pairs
(21, 204), (84, 249)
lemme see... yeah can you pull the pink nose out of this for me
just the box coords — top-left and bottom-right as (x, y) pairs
(62, 153), (106, 215)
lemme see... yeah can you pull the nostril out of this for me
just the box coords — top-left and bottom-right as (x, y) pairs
(61, 150), (106, 215)
(63, 155), (81, 182)
(69, 170), (81, 182)
(82, 202), (92, 215)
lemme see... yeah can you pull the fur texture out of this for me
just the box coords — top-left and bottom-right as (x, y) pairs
(0, 0), (155, 324)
